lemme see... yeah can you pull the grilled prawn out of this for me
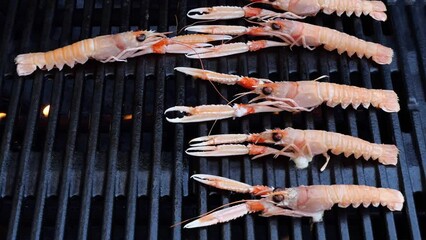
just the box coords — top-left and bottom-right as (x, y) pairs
(165, 68), (399, 124)
(188, 0), (387, 21)
(252, 0), (387, 21)
(186, 128), (399, 171)
(185, 19), (393, 64)
(175, 67), (398, 112)
(15, 31), (231, 76)
(183, 174), (404, 228)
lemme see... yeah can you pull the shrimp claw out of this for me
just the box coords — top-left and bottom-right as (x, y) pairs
(186, 6), (304, 20)
(165, 105), (237, 123)
(175, 67), (271, 88)
(186, 144), (283, 159)
(186, 145), (251, 157)
(184, 201), (265, 228)
(165, 103), (283, 123)
(187, 6), (247, 20)
(191, 174), (273, 194)
(185, 25), (249, 35)
(185, 40), (288, 59)
(184, 174), (274, 228)
(189, 134), (251, 146)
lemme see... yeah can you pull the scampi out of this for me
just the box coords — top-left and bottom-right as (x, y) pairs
(186, 128), (398, 171)
(15, 31), (231, 76)
(182, 174), (404, 228)
(165, 68), (399, 124)
(185, 19), (393, 64)
(187, 0), (387, 21)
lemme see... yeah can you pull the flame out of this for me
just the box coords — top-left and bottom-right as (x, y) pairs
(0, 113), (6, 119)
(123, 114), (133, 120)
(42, 105), (50, 117)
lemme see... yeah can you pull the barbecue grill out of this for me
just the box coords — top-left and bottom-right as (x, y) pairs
(0, 0), (425, 239)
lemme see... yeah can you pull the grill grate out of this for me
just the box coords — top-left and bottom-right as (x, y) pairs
(0, 0), (425, 239)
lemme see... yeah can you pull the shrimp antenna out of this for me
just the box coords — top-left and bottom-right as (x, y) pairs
(208, 79), (230, 103)
(224, 32), (247, 44)
(271, 32), (297, 48)
(169, 40), (221, 104)
(176, 40), (230, 104)
(171, 40), (207, 71)
(243, 1), (257, 8)
(229, 91), (256, 104)
(208, 119), (218, 137)
(244, 18), (262, 26)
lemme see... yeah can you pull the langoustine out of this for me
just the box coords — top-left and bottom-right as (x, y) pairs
(251, 0), (387, 21)
(15, 31), (231, 76)
(186, 128), (399, 171)
(185, 19), (393, 64)
(165, 67), (399, 123)
(187, 0), (387, 21)
(183, 174), (404, 228)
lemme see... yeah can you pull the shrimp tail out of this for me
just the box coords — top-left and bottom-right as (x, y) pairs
(319, 83), (400, 112)
(371, 43), (393, 65)
(275, 20), (393, 64)
(15, 39), (90, 76)
(377, 144), (399, 165)
(327, 185), (404, 211)
(366, 1), (387, 21)
(309, 22), (393, 64)
(15, 54), (39, 76)
(322, 0), (387, 21)
(326, 132), (399, 165)
(376, 90), (400, 113)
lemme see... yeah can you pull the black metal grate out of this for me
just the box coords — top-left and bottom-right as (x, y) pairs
(0, 0), (425, 239)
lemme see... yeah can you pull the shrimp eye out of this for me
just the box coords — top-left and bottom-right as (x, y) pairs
(272, 188), (285, 202)
(268, 0), (276, 2)
(271, 23), (281, 30)
(136, 34), (146, 42)
(272, 132), (282, 142)
(262, 86), (273, 95)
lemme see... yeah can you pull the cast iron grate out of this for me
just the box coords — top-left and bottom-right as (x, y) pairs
(0, 0), (425, 239)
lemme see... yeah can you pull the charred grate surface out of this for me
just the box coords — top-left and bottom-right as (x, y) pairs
(0, 0), (425, 239)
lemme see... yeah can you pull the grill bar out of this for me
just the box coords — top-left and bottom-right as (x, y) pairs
(124, 0), (150, 238)
(7, 74), (43, 238)
(99, 1), (127, 239)
(5, 0), (51, 238)
(0, 0), (18, 89)
(0, 0), (36, 198)
(54, 71), (84, 239)
(389, 4), (422, 240)
(404, 5), (426, 192)
(147, 0), (168, 236)
(172, 0), (189, 238)
(96, 0), (114, 238)
(29, 0), (78, 238)
(239, 55), (256, 240)
(218, 59), (232, 240)
(54, 1), (86, 235)
(30, 57), (63, 240)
